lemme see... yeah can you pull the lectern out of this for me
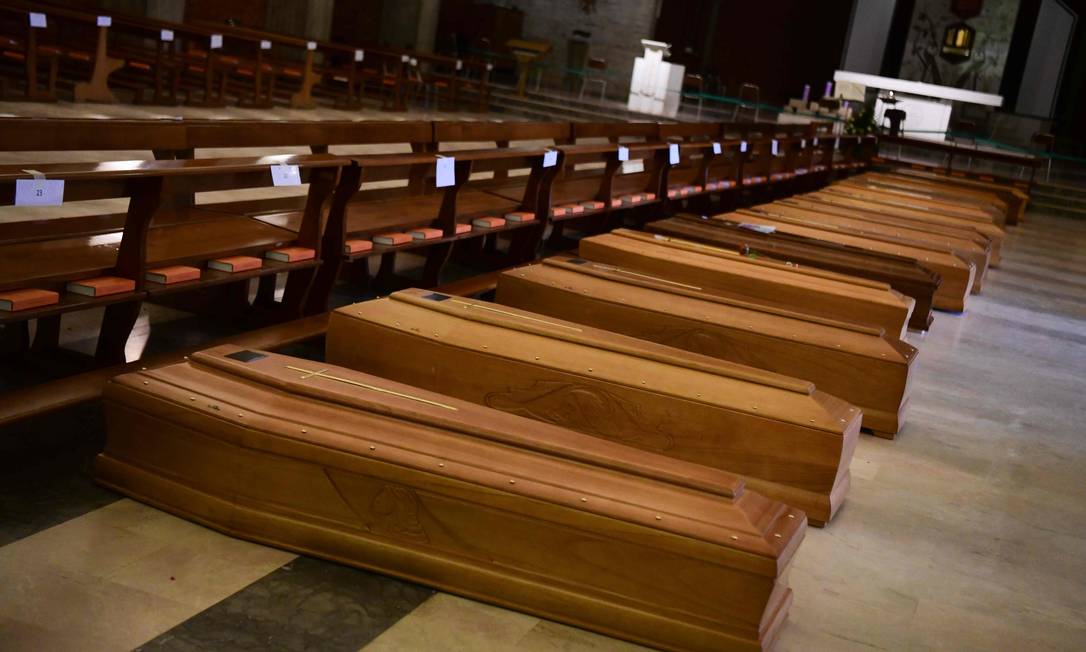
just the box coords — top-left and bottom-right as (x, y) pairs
(627, 39), (684, 117)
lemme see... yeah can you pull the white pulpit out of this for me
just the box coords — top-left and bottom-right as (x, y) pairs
(627, 39), (685, 118)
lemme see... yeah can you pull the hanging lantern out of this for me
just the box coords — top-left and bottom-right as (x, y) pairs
(940, 0), (982, 63)
(941, 21), (975, 62)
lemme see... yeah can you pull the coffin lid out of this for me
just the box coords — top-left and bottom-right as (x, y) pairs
(732, 208), (974, 270)
(780, 197), (993, 249)
(537, 255), (886, 337)
(821, 184), (995, 222)
(658, 214), (944, 287)
(511, 259), (914, 363)
(770, 199), (991, 251)
(377, 288), (814, 395)
(191, 346), (744, 499)
(609, 229), (892, 291)
(109, 346), (807, 565)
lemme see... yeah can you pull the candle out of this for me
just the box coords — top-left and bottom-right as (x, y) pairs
(802, 84), (810, 102)
(824, 81), (833, 98)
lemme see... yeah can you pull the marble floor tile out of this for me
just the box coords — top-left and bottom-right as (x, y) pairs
(0, 500), (295, 650)
(141, 556), (433, 652)
(361, 594), (541, 651)
(514, 619), (653, 651)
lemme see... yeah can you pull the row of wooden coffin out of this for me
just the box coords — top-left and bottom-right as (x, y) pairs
(93, 167), (1011, 652)
(95, 234), (924, 650)
(713, 169), (1010, 315)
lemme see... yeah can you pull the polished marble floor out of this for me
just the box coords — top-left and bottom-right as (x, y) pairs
(1, 104), (1084, 651)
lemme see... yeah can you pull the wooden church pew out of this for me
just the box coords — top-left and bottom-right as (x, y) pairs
(293, 146), (562, 311)
(0, 154), (346, 363)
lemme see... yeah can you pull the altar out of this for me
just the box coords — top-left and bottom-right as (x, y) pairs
(833, 71), (1002, 142)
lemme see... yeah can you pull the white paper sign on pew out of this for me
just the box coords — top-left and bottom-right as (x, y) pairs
(668, 143), (680, 165)
(740, 140), (748, 153)
(355, 49), (365, 62)
(210, 34), (223, 49)
(270, 163), (301, 186)
(161, 29), (174, 42)
(435, 156), (456, 188)
(307, 41), (317, 51)
(28, 12), (46, 28)
(771, 139), (780, 156)
(542, 149), (558, 168)
(713, 142), (722, 155)
(617, 145), (629, 162)
(261, 40), (272, 50)
(97, 16), (112, 27)
(15, 170), (64, 207)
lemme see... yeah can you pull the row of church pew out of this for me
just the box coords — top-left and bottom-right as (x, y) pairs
(0, 118), (873, 366)
(90, 147), (1018, 650)
(0, 0), (489, 110)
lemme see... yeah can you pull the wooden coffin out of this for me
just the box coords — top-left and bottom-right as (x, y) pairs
(645, 215), (940, 331)
(835, 178), (1004, 223)
(496, 256), (917, 436)
(729, 209), (975, 313)
(810, 188), (1005, 264)
(765, 199), (991, 292)
(96, 345), (806, 652)
(874, 169), (1027, 225)
(327, 289), (861, 525)
(578, 229), (915, 339)
(783, 196), (993, 252)
(851, 174), (1009, 222)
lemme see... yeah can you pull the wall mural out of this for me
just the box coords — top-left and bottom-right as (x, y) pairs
(899, 0), (1021, 93)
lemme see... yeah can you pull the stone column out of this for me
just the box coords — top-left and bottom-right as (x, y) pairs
(306, 0), (335, 41)
(415, 0), (440, 54)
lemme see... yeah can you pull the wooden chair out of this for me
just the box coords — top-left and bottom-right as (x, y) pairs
(1030, 132), (1055, 182)
(732, 83), (760, 122)
(577, 57), (608, 102)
